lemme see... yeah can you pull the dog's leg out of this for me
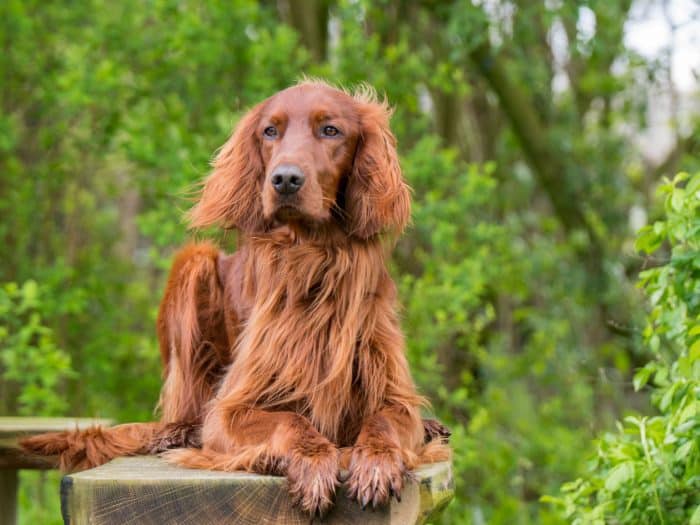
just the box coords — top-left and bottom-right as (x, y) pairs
(346, 278), (448, 508)
(344, 271), (452, 508)
(156, 242), (229, 424)
(151, 242), (232, 452)
(167, 407), (339, 517)
(345, 404), (424, 509)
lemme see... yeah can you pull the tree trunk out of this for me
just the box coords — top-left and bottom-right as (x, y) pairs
(277, 0), (329, 61)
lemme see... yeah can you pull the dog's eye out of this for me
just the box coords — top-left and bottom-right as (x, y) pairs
(321, 125), (340, 137)
(263, 126), (278, 139)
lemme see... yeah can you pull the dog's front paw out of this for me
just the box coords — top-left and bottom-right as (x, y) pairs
(346, 443), (407, 509)
(423, 418), (451, 444)
(149, 421), (202, 453)
(286, 438), (340, 516)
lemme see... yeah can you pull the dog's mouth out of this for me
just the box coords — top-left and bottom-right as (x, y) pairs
(274, 205), (305, 222)
(266, 193), (331, 227)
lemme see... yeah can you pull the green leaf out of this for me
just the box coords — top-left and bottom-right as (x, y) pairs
(604, 462), (634, 492)
(635, 225), (663, 254)
(633, 364), (655, 391)
(686, 173), (700, 196)
(670, 188), (685, 212)
(690, 339), (700, 361)
(660, 383), (678, 412)
(675, 440), (693, 461)
(690, 504), (700, 525)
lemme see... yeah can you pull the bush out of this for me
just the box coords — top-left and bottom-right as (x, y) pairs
(549, 172), (700, 524)
(0, 280), (74, 415)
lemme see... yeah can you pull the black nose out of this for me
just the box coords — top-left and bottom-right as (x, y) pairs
(271, 165), (305, 195)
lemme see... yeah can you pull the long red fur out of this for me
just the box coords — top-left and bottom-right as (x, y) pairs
(21, 80), (450, 515)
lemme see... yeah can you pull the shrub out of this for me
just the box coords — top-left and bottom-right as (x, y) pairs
(548, 172), (700, 524)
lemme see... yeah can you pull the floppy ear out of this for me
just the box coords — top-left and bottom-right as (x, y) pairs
(188, 103), (265, 232)
(345, 100), (411, 239)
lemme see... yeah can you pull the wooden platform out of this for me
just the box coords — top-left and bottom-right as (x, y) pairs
(61, 456), (454, 525)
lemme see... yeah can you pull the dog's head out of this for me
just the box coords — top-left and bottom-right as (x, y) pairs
(188, 81), (410, 239)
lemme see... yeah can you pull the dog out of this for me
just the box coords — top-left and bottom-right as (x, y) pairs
(21, 80), (450, 516)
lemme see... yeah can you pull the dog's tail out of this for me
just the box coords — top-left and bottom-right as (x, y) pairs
(20, 423), (159, 472)
(20, 421), (200, 472)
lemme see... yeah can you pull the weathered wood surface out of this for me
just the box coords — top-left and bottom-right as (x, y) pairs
(61, 456), (454, 525)
(0, 416), (112, 525)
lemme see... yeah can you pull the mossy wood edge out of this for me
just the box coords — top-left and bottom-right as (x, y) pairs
(61, 456), (454, 525)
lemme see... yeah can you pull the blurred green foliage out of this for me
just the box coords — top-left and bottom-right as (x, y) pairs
(1, 1), (698, 524)
(0, 280), (74, 415)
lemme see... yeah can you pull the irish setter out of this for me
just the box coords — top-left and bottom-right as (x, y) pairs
(21, 81), (450, 515)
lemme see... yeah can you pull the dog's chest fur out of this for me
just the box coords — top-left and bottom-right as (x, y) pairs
(220, 232), (391, 443)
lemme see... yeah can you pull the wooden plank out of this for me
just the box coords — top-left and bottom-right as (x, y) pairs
(62, 456), (454, 525)
(0, 417), (114, 443)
